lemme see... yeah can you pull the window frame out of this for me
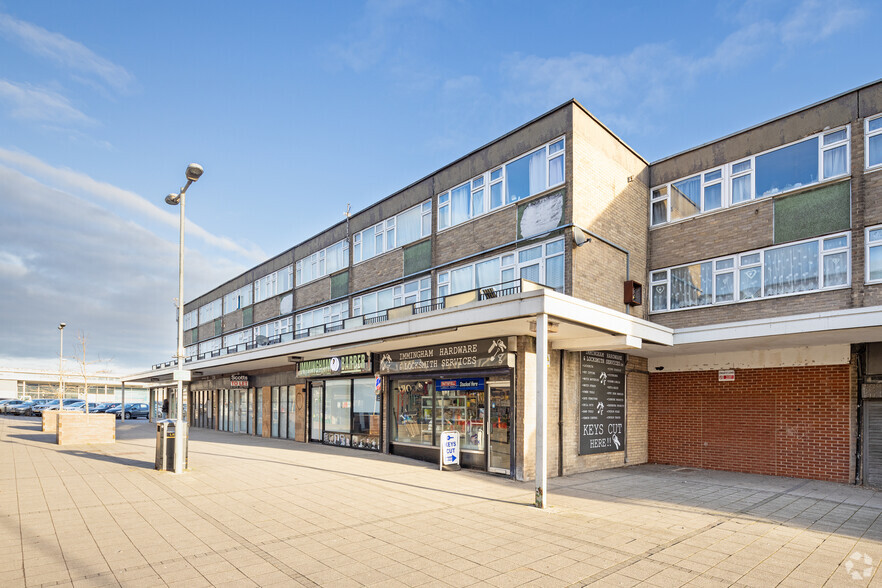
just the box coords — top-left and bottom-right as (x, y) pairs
(650, 127), (851, 227)
(867, 225), (882, 284)
(296, 240), (349, 286)
(352, 276), (432, 316)
(437, 136), (566, 232)
(295, 301), (349, 332)
(224, 284), (254, 314)
(353, 200), (432, 264)
(866, 115), (882, 171)
(649, 231), (851, 313)
(198, 298), (222, 325)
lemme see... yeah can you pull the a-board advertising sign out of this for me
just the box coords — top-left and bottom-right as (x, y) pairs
(440, 430), (461, 471)
(579, 351), (626, 455)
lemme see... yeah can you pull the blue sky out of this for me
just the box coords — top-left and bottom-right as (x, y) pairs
(0, 0), (876, 373)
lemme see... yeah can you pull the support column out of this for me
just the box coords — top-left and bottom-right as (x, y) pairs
(535, 312), (548, 509)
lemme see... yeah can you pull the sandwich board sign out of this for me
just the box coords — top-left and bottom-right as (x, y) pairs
(440, 430), (460, 471)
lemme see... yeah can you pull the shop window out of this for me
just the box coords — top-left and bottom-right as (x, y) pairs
(324, 380), (351, 434)
(392, 379), (434, 445)
(351, 378), (380, 450)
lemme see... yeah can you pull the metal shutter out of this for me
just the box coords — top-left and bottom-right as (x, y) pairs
(864, 401), (882, 487)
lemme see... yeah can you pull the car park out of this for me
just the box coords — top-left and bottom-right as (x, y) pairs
(105, 403), (149, 419)
(88, 403), (119, 413)
(0, 399), (27, 414)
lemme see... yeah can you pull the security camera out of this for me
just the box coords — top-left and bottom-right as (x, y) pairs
(185, 163), (204, 182)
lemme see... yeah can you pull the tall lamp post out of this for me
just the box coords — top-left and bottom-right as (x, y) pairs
(57, 323), (66, 408)
(165, 163), (204, 474)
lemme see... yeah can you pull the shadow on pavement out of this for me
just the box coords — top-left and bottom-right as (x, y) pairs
(8, 433), (56, 443)
(59, 449), (154, 469)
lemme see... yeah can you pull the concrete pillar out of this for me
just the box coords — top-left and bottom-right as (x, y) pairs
(535, 312), (548, 509)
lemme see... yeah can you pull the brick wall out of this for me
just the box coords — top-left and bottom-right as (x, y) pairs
(649, 365), (852, 482)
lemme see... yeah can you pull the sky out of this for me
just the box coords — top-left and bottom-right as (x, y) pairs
(0, 0), (877, 375)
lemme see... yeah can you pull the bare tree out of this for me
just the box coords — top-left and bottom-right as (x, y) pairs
(73, 332), (107, 417)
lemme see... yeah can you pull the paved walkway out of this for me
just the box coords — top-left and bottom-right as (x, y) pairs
(2, 416), (882, 588)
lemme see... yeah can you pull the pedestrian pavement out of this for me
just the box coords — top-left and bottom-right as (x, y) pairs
(2, 416), (882, 588)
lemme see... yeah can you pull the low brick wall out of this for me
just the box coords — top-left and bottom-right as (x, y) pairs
(56, 413), (116, 445)
(649, 365), (851, 482)
(42, 410), (59, 433)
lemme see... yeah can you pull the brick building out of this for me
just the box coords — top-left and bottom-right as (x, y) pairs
(128, 79), (882, 486)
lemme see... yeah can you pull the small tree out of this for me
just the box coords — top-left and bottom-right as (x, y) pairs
(73, 332), (110, 417)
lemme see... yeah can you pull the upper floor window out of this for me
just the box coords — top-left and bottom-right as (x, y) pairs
(438, 138), (565, 231)
(867, 226), (882, 284)
(651, 128), (850, 227)
(295, 301), (349, 332)
(352, 277), (432, 317)
(254, 317), (292, 345)
(198, 299), (222, 325)
(198, 337), (222, 354)
(223, 284), (253, 313)
(296, 240), (349, 286)
(223, 329), (253, 348)
(353, 201), (431, 264)
(867, 115), (882, 170)
(438, 237), (565, 296)
(254, 265), (293, 303)
(650, 232), (850, 313)
(183, 310), (197, 331)
(184, 344), (197, 358)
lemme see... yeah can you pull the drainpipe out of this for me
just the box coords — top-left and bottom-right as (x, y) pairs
(558, 350), (564, 478)
(535, 313), (548, 509)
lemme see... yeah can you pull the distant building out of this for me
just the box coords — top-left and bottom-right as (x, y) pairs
(1, 368), (148, 403)
(129, 79), (882, 485)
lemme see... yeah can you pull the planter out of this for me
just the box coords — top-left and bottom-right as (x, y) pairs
(56, 412), (116, 445)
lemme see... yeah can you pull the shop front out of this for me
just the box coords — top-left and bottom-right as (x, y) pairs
(297, 353), (382, 451)
(378, 338), (515, 475)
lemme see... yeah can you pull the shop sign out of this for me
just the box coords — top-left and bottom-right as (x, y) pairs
(435, 378), (485, 391)
(440, 430), (461, 471)
(230, 374), (249, 388)
(296, 353), (371, 378)
(377, 338), (509, 374)
(718, 369), (735, 382)
(579, 351), (626, 455)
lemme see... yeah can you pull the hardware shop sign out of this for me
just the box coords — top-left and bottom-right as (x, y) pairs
(377, 339), (509, 374)
(579, 351), (626, 455)
(296, 353), (371, 378)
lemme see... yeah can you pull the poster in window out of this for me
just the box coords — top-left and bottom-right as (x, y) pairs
(579, 351), (626, 455)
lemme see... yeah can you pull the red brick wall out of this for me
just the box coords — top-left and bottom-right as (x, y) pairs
(649, 365), (851, 482)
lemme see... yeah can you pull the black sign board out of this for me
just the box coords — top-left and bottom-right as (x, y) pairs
(579, 351), (626, 455)
(377, 339), (509, 374)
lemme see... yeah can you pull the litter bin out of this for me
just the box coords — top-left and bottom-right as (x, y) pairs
(155, 419), (188, 471)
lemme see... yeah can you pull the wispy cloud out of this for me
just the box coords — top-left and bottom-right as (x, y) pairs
(0, 148), (267, 263)
(0, 79), (94, 124)
(0, 13), (135, 93)
(500, 0), (862, 134)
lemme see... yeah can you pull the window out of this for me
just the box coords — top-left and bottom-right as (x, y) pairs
(183, 310), (197, 331)
(297, 240), (348, 285)
(254, 265), (293, 303)
(184, 344), (197, 358)
(223, 284), (253, 313)
(253, 317), (292, 345)
(353, 201), (431, 263)
(650, 232), (850, 312)
(223, 329), (253, 349)
(198, 337), (222, 355)
(438, 137), (565, 230)
(352, 277), (432, 317)
(295, 301), (349, 332)
(651, 128), (850, 226)
(437, 237), (565, 296)
(867, 226), (882, 283)
(867, 115), (882, 170)
(198, 299), (222, 325)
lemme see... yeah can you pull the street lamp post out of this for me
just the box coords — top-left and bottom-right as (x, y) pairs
(58, 323), (65, 410)
(165, 163), (203, 475)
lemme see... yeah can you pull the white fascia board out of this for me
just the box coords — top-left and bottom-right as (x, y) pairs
(542, 293), (673, 346)
(674, 305), (882, 345)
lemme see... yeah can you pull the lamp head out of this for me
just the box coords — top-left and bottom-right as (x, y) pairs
(58, 323), (66, 330)
(165, 193), (181, 205)
(185, 163), (204, 182)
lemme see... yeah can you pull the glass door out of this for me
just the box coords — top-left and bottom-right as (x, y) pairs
(488, 381), (512, 475)
(310, 383), (323, 441)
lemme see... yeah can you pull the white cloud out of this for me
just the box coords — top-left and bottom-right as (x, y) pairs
(0, 148), (267, 263)
(0, 79), (94, 124)
(779, 0), (863, 46)
(0, 13), (135, 93)
(0, 166), (247, 371)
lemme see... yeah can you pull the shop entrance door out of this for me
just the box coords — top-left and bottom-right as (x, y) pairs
(488, 381), (511, 475)
(310, 383), (323, 442)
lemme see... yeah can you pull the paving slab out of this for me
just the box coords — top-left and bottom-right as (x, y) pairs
(3, 415), (882, 587)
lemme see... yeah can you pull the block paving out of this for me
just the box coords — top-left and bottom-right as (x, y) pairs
(2, 415), (882, 587)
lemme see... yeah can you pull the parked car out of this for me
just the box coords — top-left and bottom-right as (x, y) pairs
(0, 399), (27, 414)
(88, 402), (119, 413)
(32, 399), (82, 416)
(63, 401), (87, 412)
(7, 401), (36, 416)
(106, 403), (149, 419)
